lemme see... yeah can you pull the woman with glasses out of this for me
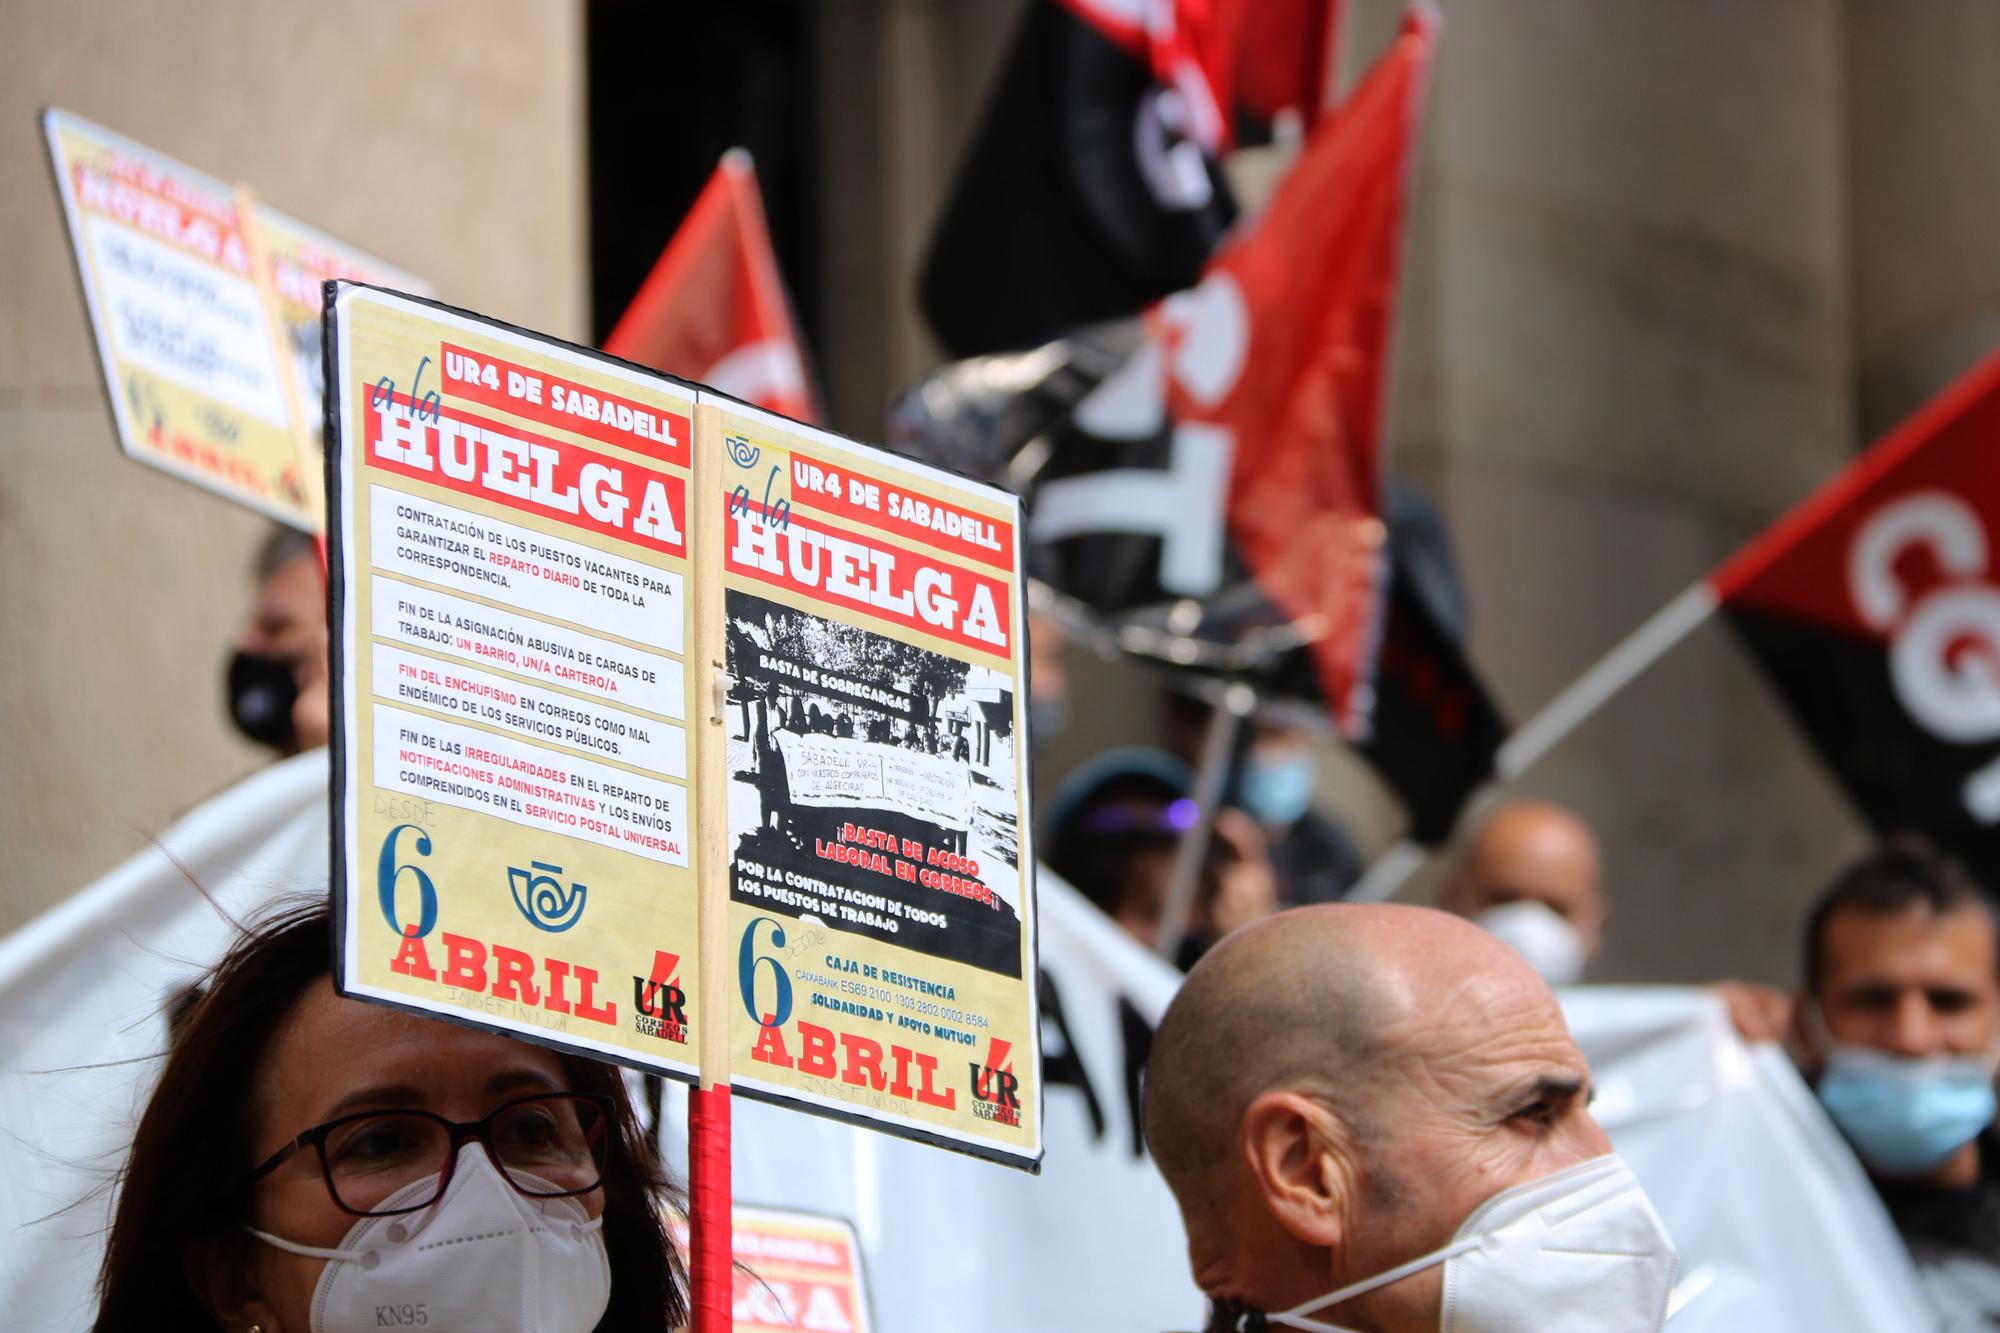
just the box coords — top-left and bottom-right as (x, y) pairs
(93, 901), (684, 1332)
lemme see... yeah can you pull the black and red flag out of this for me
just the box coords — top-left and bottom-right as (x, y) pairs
(1029, 6), (1438, 736)
(918, 0), (1343, 358)
(899, 8), (1502, 845)
(1713, 348), (2000, 886)
(1237, 476), (1505, 845)
(1364, 483), (1507, 844)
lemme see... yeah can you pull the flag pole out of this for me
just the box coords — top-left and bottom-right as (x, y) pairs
(234, 184), (330, 576)
(1346, 581), (1719, 903)
(1492, 584), (1718, 780)
(688, 402), (734, 1332)
(1154, 681), (1256, 963)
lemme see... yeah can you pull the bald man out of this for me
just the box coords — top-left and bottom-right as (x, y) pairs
(1145, 904), (1677, 1331)
(1438, 801), (1605, 987)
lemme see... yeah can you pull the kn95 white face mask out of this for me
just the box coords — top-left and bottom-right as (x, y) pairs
(1263, 1154), (1679, 1333)
(249, 1144), (611, 1333)
(1473, 901), (1588, 988)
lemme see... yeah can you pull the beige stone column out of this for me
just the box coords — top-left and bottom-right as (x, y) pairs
(0, 1), (585, 933)
(1390, 0), (1862, 981)
(1844, 0), (2000, 434)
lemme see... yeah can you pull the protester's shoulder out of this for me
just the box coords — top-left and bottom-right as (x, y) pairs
(1877, 1132), (2000, 1263)
(1976, 1126), (2000, 1210)
(1957, 1125), (2000, 1210)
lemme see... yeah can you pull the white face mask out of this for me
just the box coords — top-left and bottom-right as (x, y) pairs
(1264, 1154), (1678, 1332)
(1473, 901), (1588, 988)
(249, 1144), (612, 1333)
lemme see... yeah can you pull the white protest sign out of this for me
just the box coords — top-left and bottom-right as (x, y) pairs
(0, 755), (1942, 1332)
(772, 731), (972, 829)
(329, 285), (703, 1076)
(43, 108), (427, 528)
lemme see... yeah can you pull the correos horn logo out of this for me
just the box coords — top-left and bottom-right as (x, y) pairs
(508, 860), (588, 933)
(1849, 490), (2000, 818)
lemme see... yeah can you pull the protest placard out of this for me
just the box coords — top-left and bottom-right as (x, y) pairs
(252, 203), (429, 518)
(727, 1206), (874, 1333)
(326, 286), (1041, 1172)
(43, 108), (425, 529)
(714, 400), (1039, 1168)
(324, 282), (1048, 1160)
(327, 284), (702, 1077)
(668, 1206), (876, 1333)
(257, 207), (427, 428)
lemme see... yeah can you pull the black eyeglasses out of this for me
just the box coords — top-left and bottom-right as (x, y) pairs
(247, 1091), (615, 1217)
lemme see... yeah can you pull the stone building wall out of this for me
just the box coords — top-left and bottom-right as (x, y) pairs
(0, 0), (586, 932)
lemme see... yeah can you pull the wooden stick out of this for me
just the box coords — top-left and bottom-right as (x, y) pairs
(1154, 682), (1255, 963)
(1346, 582), (1720, 904)
(688, 400), (734, 1332)
(233, 184), (328, 572)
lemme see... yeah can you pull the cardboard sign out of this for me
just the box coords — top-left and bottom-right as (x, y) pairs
(327, 286), (1041, 1168)
(43, 108), (424, 529)
(255, 203), (428, 518)
(770, 732), (973, 828)
(668, 1206), (876, 1333)
(328, 285), (702, 1077)
(717, 402), (1039, 1168)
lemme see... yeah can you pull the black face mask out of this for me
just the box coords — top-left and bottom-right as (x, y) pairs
(227, 650), (299, 750)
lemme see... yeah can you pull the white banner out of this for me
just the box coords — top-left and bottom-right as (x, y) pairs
(1560, 988), (1933, 1330)
(773, 730), (972, 830)
(0, 753), (1939, 1331)
(0, 752), (332, 1332)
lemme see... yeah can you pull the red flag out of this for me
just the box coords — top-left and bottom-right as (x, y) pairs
(1054, 0), (1342, 148)
(1235, 0), (1345, 124)
(1711, 346), (2000, 883)
(602, 150), (819, 424)
(1165, 7), (1436, 736)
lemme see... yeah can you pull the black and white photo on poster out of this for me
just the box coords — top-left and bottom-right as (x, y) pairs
(725, 589), (1023, 977)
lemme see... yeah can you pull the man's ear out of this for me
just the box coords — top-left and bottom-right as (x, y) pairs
(186, 1232), (275, 1330)
(1239, 1090), (1355, 1248)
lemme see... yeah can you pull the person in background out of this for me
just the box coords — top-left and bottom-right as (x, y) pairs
(1026, 606), (1070, 742)
(1042, 747), (1278, 966)
(1723, 841), (2000, 1328)
(94, 901), (684, 1332)
(227, 526), (329, 756)
(1438, 799), (1606, 987)
(1160, 691), (1367, 907)
(1144, 903), (1679, 1331)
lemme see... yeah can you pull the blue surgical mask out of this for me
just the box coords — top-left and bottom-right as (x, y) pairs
(1811, 1009), (1999, 1174)
(1239, 751), (1316, 826)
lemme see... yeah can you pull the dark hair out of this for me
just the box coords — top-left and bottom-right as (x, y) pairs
(1044, 748), (1192, 917)
(1046, 777), (1183, 916)
(1804, 837), (1998, 994)
(254, 525), (319, 583)
(94, 900), (685, 1330)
